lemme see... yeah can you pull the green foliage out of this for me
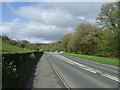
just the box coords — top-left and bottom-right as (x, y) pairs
(60, 33), (72, 52)
(64, 53), (119, 67)
(46, 23), (102, 56)
(1, 42), (26, 52)
(75, 23), (102, 55)
(0, 35), (40, 51)
(2, 51), (43, 88)
(96, 2), (118, 30)
(42, 2), (119, 59)
(96, 2), (119, 58)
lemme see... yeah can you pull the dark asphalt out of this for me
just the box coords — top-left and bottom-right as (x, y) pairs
(61, 54), (119, 77)
(46, 53), (119, 88)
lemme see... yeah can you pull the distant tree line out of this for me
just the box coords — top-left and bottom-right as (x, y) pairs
(40, 2), (119, 58)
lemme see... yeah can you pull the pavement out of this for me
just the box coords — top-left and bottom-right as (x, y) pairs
(32, 54), (65, 88)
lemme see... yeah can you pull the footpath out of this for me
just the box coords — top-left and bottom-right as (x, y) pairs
(26, 54), (65, 88)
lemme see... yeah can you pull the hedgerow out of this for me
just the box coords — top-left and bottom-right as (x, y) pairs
(2, 51), (43, 88)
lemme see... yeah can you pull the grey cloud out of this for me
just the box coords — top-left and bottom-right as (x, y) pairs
(2, 2), (107, 43)
(38, 2), (106, 22)
(11, 2), (105, 26)
(1, 22), (73, 43)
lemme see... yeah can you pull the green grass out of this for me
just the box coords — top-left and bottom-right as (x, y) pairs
(64, 53), (119, 67)
(0, 42), (26, 52)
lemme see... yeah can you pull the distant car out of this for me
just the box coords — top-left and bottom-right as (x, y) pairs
(55, 50), (58, 52)
(59, 51), (64, 54)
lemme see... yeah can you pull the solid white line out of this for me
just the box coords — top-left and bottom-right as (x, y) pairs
(53, 54), (120, 82)
(102, 73), (119, 82)
(66, 60), (74, 65)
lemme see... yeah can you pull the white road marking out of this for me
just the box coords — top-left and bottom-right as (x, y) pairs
(65, 60), (75, 65)
(50, 53), (120, 82)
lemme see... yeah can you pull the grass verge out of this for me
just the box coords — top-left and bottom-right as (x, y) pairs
(64, 53), (119, 67)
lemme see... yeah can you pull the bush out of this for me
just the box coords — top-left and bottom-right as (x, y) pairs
(2, 51), (43, 88)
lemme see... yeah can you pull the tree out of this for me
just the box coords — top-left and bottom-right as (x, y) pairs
(96, 2), (118, 31)
(75, 23), (102, 55)
(96, 2), (119, 58)
(60, 33), (72, 52)
(21, 40), (29, 44)
(1, 36), (10, 40)
(10, 40), (17, 45)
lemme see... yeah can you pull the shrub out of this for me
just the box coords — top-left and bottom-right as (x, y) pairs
(2, 51), (43, 88)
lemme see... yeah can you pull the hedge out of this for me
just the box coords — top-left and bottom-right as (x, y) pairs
(2, 51), (43, 88)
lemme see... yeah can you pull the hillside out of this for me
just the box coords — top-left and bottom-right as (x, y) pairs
(1, 42), (26, 52)
(0, 36), (41, 51)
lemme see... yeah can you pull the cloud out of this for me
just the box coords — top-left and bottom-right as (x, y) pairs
(77, 17), (85, 20)
(1, 22), (73, 43)
(1, 0), (116, 2)
(2, 2), (106, 43)
(12, 18), (20, 22)
(11, 6), (81, 27)
(11, 2), (105, 25)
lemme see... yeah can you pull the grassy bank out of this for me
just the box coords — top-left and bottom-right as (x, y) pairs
(1, 42), (28, 52)
(64, 53), (119, 67)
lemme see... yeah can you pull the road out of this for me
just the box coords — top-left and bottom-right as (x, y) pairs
(45, 52), (119, 88)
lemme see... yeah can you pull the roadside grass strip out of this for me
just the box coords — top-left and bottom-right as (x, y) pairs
(64, 53), (119, 67)
(51, 53), (120, 82)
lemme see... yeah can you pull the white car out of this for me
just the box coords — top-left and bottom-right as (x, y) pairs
(59, 51), (64, 54)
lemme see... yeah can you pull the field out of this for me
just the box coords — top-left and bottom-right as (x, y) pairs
(0, 42), (26, 52)
(64, 53), (119, 67)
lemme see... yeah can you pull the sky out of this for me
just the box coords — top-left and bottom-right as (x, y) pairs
(0, 2), (114, 43)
